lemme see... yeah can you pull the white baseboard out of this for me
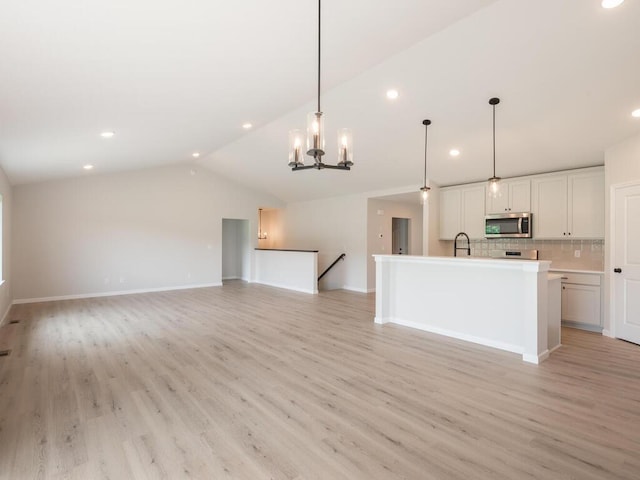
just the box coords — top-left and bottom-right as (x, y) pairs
(0, 303), (12, 328)
(12, 283), (223, 305)
(342, 285), (370, 294)
(384, 316), (525, 357)
(222, 276), (240, 280)
(602, 329), (613, 338)
(253, 281), (317, 295)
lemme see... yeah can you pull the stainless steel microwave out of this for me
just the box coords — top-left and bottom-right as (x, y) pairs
(485, 212), (532, 238)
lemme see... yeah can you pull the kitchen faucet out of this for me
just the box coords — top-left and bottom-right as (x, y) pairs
(454, 232), (471, 257)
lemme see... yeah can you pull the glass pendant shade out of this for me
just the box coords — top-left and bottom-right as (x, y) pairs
(488, 176), (501, 198)
(337, 128), (353, 166)
(420, 186), (430, 203)
(288, 129), (304, 167)
(306, 112), (325, 156)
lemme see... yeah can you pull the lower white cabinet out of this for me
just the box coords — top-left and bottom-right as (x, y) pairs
(555, 271), (603, 331)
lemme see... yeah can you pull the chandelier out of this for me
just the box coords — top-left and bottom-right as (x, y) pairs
(288, 0), (353, 171)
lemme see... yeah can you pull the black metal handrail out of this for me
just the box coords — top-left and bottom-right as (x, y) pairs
(318, 253), (346, 282)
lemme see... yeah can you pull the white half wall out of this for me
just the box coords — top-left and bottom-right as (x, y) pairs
(283, 193), (367, 292)
(604, 131), (640, 335)
(254, 249), (318, 294)
(12, 165), (283, 301)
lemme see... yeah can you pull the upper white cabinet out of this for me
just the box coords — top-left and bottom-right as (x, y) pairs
(568, 171), (605, 238)
(486, 179), (531, 214)
(439, 184), (485, 240)
(531, 167), (604, 239)
(440, 188), (461, 240)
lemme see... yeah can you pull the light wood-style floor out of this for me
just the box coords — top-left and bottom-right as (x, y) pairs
(1, 282), (639, 479)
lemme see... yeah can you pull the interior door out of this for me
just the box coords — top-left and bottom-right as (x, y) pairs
(392, 218), (409, 255)
(614, 183), (640, 344)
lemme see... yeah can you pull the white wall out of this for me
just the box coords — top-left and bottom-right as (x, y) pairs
(604, 131), (640, 334)
(12, 165), (283, 301)
(283, 194), (368, 292)
(0, 166), (12, 324)
(366, 198), (423, 291)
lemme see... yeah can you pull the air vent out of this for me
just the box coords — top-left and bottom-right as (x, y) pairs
(9, 320), (19, 324)
(0, 349), (11, 357)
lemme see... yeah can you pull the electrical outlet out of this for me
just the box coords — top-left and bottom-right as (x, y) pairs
(574, 250), (581, 258)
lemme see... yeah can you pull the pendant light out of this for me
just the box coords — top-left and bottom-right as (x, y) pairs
(258, 208), (268, 240)
(419, 119), (431, 202)
(288, 0), (353, 171)
(487, 97), (501, 198)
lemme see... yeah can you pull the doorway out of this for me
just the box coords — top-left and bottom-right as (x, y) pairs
(612, 182), (640, 345)
(392, 217), (410, 255)
(221, 219), (251, 282)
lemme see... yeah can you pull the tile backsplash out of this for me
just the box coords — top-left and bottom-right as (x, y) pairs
(441, 239), (604, 271)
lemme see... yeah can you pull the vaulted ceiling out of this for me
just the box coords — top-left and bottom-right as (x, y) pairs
(1, 0), (639, 203)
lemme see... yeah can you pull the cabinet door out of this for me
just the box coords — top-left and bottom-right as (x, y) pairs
(568, 171), (604, 238)
(439, 188), (461, 240)
(486, 186), (509, 214)
(561, 283), (601, 327)
(509, 180), (531, 213)
(462, 185), (486, 239)
(531, 175), (568, 238)
(487, 179), (531, 214)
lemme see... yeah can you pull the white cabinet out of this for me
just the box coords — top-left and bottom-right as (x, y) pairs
(555, 271), (603, 331)
(440, 188), (461, 240)
(486, 179), (531, 214)
(439, 184), (485, 240)
(531, 168), (604, 239)
(568, 171), (605, 238)
(531, 175), (568, 238)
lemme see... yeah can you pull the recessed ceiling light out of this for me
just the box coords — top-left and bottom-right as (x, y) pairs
(386, 89), (399, 100)
(192, 152), (201, 158)
(449, 149), (461, 157)
(242, 123), (253, 129)
(632, 108), (640, 118)
(83, 164), (94, 170)
(100, 131), (115, 138)
(602, 0), (624, 8)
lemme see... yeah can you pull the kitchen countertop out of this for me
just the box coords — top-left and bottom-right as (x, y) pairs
(549, 268), (604, 275)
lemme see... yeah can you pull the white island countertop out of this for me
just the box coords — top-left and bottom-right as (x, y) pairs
(549, 268), (604, 275)
(374, 254), (553, 364)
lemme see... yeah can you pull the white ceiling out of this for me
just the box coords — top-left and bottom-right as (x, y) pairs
(2, 0), (639, 204)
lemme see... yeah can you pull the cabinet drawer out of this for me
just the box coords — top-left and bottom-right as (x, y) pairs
(557, 272), (601, 286)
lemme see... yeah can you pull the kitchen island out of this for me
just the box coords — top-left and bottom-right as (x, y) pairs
(374, 255), (553, 363)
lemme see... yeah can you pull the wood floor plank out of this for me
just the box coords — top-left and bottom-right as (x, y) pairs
(1, 281), (639, 479)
